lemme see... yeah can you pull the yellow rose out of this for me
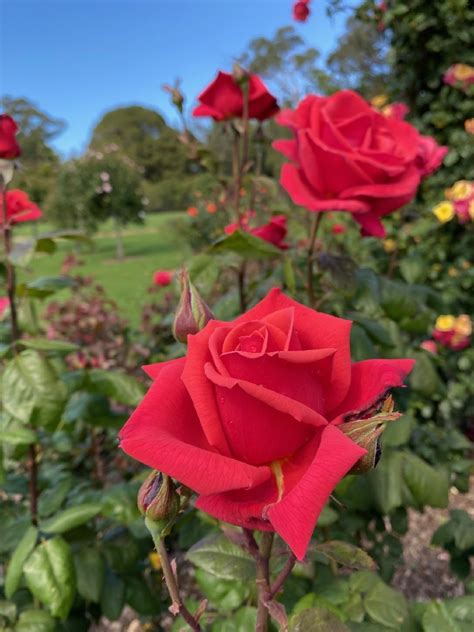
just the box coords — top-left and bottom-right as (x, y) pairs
(454, 315), (472, 337)
(435, 315), (456, 332)
(371, 94), (388, 108)
(465, 119), (474, 135)
(432, 201), (455, 223)
(383, 238), (397, 253)
(445, 180), (473, 201)
(453, 63), (474, 81)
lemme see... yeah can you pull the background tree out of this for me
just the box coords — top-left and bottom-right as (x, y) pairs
(89, 106), (188, 181)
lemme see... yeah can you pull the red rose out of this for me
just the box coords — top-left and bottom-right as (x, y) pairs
(0, 114), (21, 159)
(119, 289), (414, 559)
(415, 136), (448, 178)
(293, 1), (310, 22)
(0, 297), (9, 317)
(252, 215), (289, 249)
(273, 90), (446, 237)
(0, 190), (42, 225)
(153, 270), (173, 287)
(225, 213), (289, 250)
(193, 71), (279, 122)
(331, 223), (346, 235)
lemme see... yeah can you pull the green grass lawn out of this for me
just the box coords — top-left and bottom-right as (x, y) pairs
(20, 212), (190, 326)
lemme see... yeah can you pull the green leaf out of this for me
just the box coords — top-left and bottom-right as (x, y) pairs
(422, 600), (461, 632)
(15, 609), (56, 632)
(187, 534), (255, 581)
(367, 452), (405, 514)
(290, 607), (350, 631)
(382, 415), (414, 447)
(0, 425), (38, 446)
(446, 596), (474, 625)
(2, 350), (67, 429)
(283, 256), (296, 293)
(402, 453), (449, 509)
(196, 568), (249, 611)
(125, 576), (160, 616)
(74, 548), (105, 603)
(210, 229), (282, 260)
(86, 369), (145, 406)
(4, 526), (38, 599)
(41, 502), (102, 534)
(17, 276), (76, 299)
(100, 572), (126, 621)
(409, 353), (444, 398)
(211, 607), (258, 631)
(364, 582), (408, 629)
(8, 240), (36, 267)
(399, 254), (427, 284)
(316, 541), (376, 571)
(18, 338), (79, 353)
(23, 536), (76, 620)
(38, 477), (73, 518)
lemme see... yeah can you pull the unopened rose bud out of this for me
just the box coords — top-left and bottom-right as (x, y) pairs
(138, 470), (180, 536)
(342, 396), (401, 474)
(162, 84), (185, 113)
(232, 63), (249, 86)
(173, 269), (213, 343)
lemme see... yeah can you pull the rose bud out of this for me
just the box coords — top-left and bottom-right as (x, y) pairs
(173, 269), (214, 343)
(232, 62), (249, 86)
(138, 470), (180, 536)
(341, 396), (401, 474)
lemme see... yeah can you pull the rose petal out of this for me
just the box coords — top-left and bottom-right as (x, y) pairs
(119, 360), (270, 495)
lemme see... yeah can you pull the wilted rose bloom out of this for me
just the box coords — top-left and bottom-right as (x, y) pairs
(433, 315), (471, 351)
(0, 190), (42, 225)
(120, 288), (414, 559)
(273, 90), (447, 237)
(153, 270), (173, 287)
(331, 223), (346, 235)
(193, 71), (279, 122)
(293, 1), (310, 22)
(0, 297), (9, 317)
(0, 114), (21, 159)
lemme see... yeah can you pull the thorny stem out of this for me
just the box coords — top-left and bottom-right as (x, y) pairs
(307, 212), (324, 308)
(150, 529), (202, 631)
(232, 127), (242, 223)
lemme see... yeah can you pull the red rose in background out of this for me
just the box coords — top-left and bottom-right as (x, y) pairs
(415, 136), (448, 177)
(0, 297), (9, 317)
(331, 223), (346, 235)
(120, 289), (414, 559)
(225, 213), (289, 250)
(193, 71), (279, 122)
(153, 270), (173, 287)
(0, 114), (21, 159)
(293, 1), (310, 22)
(273, 90), (447, 237)
(0, 190), (42, 225)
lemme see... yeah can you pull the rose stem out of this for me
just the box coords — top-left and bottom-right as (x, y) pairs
(1, 180), (20, 342)
(1, 178), (39, 526)
(307, 212), (324, 308)
(150, 532), (201, 631)
(238, 262), (247, 312)
(270, 550), (297, 598)
(255, 532), (274, 632)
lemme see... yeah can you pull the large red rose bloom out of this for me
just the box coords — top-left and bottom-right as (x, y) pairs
(0, 190), (42, 225)
(273, 90), (447, 237)
(119, 289), (414, 559)
(0, 114), (21, 159)
(193, 71), (279, 122)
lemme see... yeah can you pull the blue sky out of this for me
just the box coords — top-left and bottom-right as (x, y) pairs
(1, 0), (351, 155)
